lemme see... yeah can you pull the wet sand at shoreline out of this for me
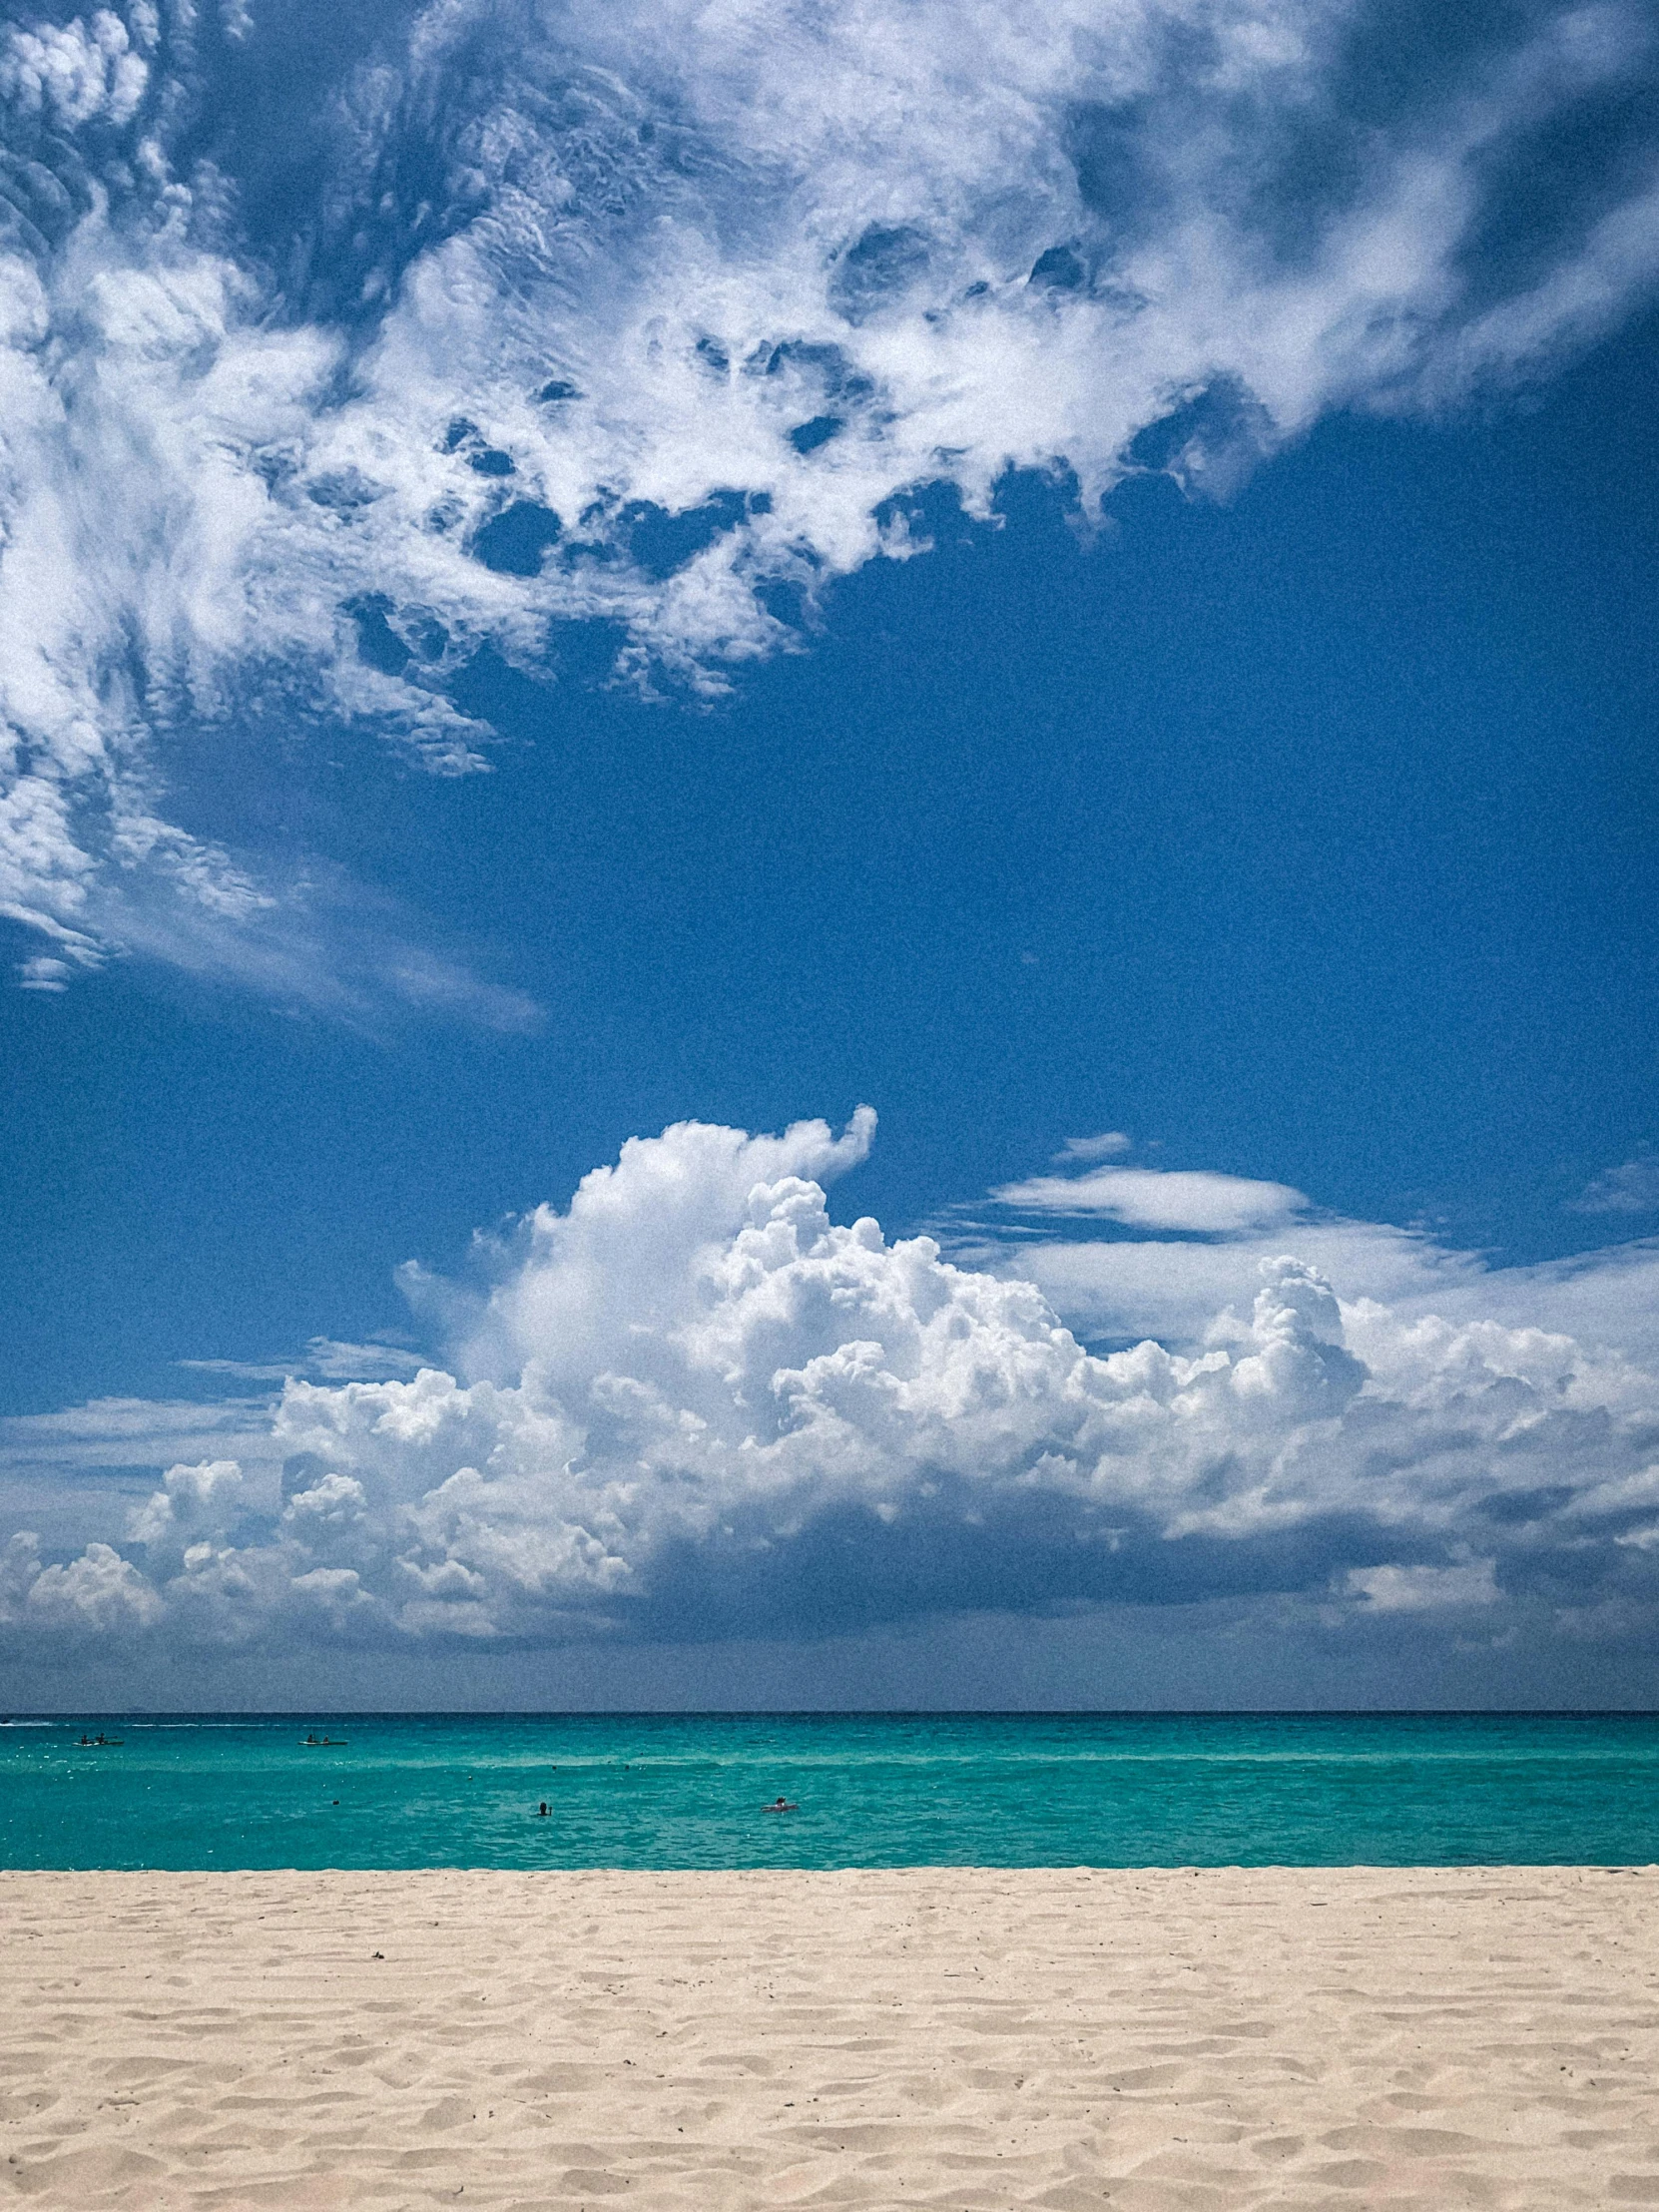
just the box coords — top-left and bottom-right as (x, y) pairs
(4, 1865), (1659, 2208)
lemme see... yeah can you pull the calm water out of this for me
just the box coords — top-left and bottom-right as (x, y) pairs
(3, 1712), (1659, 1870)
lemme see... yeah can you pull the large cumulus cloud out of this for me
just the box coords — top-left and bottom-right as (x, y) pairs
(9, 1107), (1659, 1658)
(3, 0), (1658, 1000)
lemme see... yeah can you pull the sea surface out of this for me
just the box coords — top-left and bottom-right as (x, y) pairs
(3, 1712), (1659, 1870)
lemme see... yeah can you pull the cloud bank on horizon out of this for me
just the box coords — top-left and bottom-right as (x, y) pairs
(3, 0), (1658, 1006)
(9, 1107), (1659, 1668)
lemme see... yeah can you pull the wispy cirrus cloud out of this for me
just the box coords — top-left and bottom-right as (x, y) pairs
(179, 1337), (429, 1384)
(0, 1392), (281, 1476)
(1572, 1153), (1659, 1216)
(3, 0), (1658, 1009)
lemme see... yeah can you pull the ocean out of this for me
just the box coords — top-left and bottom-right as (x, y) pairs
(4, 1711), (1658, 1870)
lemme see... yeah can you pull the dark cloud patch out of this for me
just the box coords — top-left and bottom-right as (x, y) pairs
(830, 224), (932, 323)
(345, 593), (411, 676)
(470, 500), (563, 577)
(788, 414), (842, 455)
(620, 488), (753, 580)
(1123, 377), (1277, 499)
(1458, 77), (1659, 314)
(1332, 0), (1571, 134)
(1029, 243), (1088, 292)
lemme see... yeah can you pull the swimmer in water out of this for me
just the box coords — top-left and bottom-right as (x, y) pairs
(537, 1802), (549, 1817)
(765, 1796), (798, 1813)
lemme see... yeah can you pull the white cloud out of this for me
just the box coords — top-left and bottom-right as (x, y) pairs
(955, 1215), (1484, 1348)
(9, 1107), (1659, 1657)
(0, 10), (148, 128)
(1344, 1557), (1499, 1613)
(976, 1215), (1659, 1379)
(1432, 1239), (1659, 1369)
(2, 0), (1657, 1003)
(15, 954), (73, 991)
(124, 1457), (247, 1546)
(1572, 1155), (1659, 1216)
(991, 1163), (1308, 1231)
(1052, 1132), (1131, 1164)
(16, 1538), (163, 1634)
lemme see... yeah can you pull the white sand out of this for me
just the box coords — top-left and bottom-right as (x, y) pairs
(3, 1866), (1659, 2208)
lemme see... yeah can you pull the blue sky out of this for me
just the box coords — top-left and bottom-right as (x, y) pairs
(3, 0), (1659, 1708)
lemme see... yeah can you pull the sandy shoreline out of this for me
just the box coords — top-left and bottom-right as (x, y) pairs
(4, 1866), (1659, 2208)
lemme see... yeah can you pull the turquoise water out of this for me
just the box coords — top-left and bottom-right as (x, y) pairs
(4, 1713), (1659, 1870)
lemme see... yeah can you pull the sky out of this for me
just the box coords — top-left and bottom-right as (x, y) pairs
(2, 0), (1659, 1710)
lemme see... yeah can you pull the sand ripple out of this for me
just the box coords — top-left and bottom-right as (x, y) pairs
(3, 1866), (1658, 2207)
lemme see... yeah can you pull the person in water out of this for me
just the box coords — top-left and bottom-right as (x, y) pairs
(537, 1802), (549, 1817)
(766, 1796), (798, 1812)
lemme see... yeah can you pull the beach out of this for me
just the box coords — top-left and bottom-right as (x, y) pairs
(3, 1868), (1658, 2208)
